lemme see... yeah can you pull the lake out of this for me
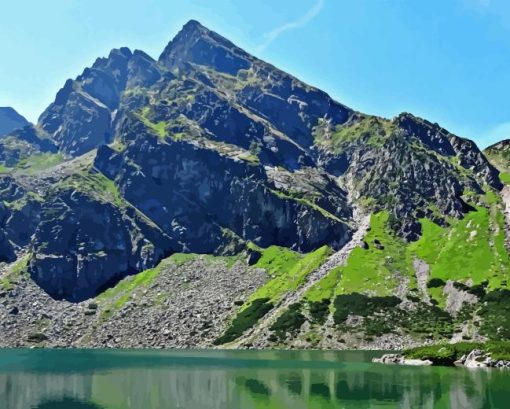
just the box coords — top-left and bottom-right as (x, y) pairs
(0, 349), (508, 408)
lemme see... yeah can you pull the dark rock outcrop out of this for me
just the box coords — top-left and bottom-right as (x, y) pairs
(29, 188), (172, 301)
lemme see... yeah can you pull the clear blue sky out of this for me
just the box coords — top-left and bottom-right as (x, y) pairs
(1, 0), (509, 148)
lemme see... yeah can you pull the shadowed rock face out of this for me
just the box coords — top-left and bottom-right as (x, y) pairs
(0, 107), (29, 136)
(0, 20), (503, 302)
(94, 120), (352, 254)
(30, 189), (172, 301)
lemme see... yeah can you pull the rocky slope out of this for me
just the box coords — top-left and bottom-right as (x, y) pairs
(485, 139), (510, 175)
(0, 20), (509, 349)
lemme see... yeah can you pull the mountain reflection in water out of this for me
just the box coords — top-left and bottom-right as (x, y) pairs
(0, 349), (507, 409)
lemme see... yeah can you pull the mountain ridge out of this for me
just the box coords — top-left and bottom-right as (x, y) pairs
(0, 20), (509, 349)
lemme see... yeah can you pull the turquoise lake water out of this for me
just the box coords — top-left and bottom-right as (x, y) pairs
(0, 349), (508, 408)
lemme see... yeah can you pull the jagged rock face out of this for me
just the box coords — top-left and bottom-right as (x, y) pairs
(395, 113), (501, 188)
(0, 202), (15, 262)
(0, 177), (40, 261)
(316, 113), (500, 240)
(29, 189), (171, 301)
(95, 119), (352, 254)
(159, 20), (252, 75)
(0, 107), (29, 136)
(159, 20), (352, 150)
(38, 48), (161, 156)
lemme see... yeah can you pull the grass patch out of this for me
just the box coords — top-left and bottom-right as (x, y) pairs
(500, 172), (510, 184)
(96, 253), (242, 320)
(0, 253), (31, 290)
(0, 164), (11, 174)
(96, 262), (164, 312)
(270, 189), (343, 222)
(246, 245), (332, 305)
(314, 115), (394, 153)
(53, 169), (125, 207)
(137, 106), (167, 139)
(305, 266), (342, 302)
(16, 153), (65, 174)
(333, 212), (413, 297)
(410, 206), (510, 292)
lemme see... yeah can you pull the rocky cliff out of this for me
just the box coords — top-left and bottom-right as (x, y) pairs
(0, 20), (508, 349)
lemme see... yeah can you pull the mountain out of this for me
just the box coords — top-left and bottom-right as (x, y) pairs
(0, 21), (509, 349)
(0, 107), (29, 136)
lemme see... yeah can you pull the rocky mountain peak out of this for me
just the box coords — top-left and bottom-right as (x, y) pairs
(159, 20), (251, 75)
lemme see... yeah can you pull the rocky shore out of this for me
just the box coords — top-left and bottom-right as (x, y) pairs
(373, 347), (510, 369)
(372, 354), (432, 366)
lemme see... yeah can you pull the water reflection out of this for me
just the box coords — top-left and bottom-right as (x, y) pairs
(34, 398), (104, 409)
(0, 349), (508, 409)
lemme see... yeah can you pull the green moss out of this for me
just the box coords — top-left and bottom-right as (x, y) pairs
(0, 164), (11, 174)
(214, 298), (274, 345)
(54, 170), (125, 207)
(0, 253), (31, 290)
(314, 115), (394, 153)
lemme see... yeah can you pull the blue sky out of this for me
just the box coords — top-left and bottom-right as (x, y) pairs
(0, 0), (509, 148)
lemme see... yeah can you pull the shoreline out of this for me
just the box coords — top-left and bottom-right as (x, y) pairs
(372, 341), (510, 369)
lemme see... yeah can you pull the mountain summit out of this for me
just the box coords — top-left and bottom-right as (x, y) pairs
(0, 21), (509, 350)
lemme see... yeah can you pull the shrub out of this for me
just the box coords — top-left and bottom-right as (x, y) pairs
(309, 299), (331, 324)
(478, 290), (510, 340)
(270, 303), (305, 340)
(27, 333), (48, 343)
(427, 278), (446, 288)
(333, 293), (400, 324)
(214, 298), (273, 345)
